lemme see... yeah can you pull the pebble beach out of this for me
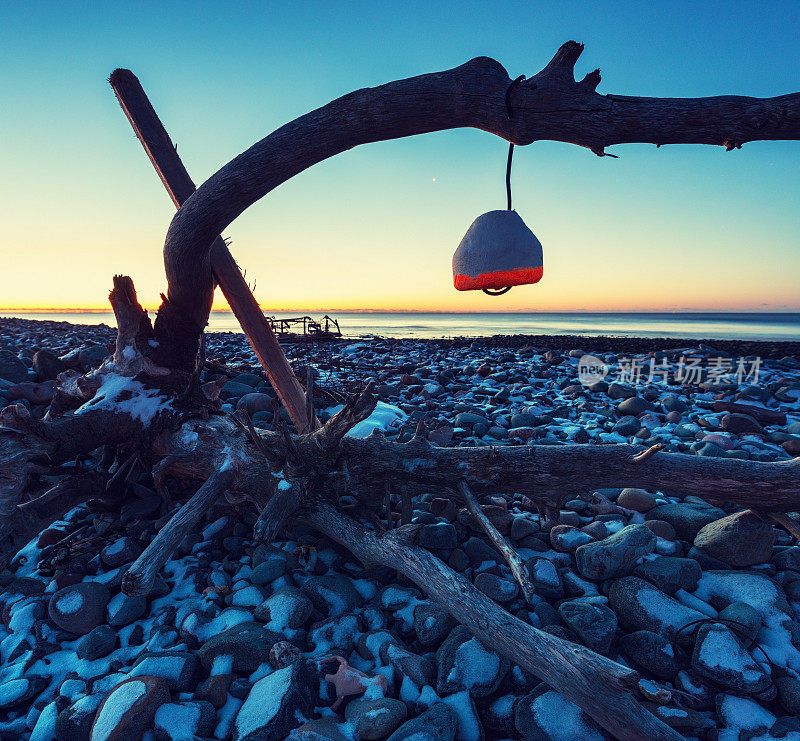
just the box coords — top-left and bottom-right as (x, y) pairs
(1, 316), (800, 740)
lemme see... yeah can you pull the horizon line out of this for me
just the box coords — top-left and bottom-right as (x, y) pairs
(2, 308), (800, 315)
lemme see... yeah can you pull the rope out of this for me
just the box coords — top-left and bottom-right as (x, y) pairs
(483, 75), (525, 298)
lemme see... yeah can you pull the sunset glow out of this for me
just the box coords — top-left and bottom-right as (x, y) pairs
(1, 2), (798, 314)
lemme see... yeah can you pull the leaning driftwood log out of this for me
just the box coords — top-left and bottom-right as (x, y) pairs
(2, 40), (800, 741)
(109, 69), (317, 433)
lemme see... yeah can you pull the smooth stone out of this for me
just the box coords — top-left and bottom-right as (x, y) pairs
(721, 412), (763, 434)
(236, 392), (275, 416)
(464, 536), (501, 565)
(617, 488), (656, 512)
(715, 695), (776, 737)
(32, 348), (65, 381)
(549, 525), (594, 553)
(557, 600), (617, 653)
(608, 577), (705, 641)
(301, 574), (363, 617)
(198, 622), (282, 673)
(617, 397), (655, 415)
(194, 674), (233, 708)
(76, 624), (117, 660)
(254, 586), (313, 630)
(387, 702), (457, 741)
(154, 700), (217, 740)
(515, 688), (604, 740)
(435, 625), (508, 697)
(414, 602), (455, 649)
(345, 697), (408, 740)
(661, 394), (689, 413)
(130, 650), (200, 693)
(619, 630), (683, 679)
(0, 676), (48, 710)
(107, 592), (147, 628)
(48, 582), (111, 636)
(56, 694), (104, 740)
(575, 524), (656, 580)
(454, 412), (490, 429)
(0, 350), (28, 383)
(220, 381), (254, 400)
(251, 553), (287, 585)
(510, 516), (539, 540)
(691, 623), (771, 694)
(608, 383), (636, 399)
(510, 412), (544, 428)
(643, 519), (676, 541)
(474, 572), (518, 603)
(417, 522), (458, 550)
(692, 440), (728, 458)
(612, 416), (642, 436)
(718, 601), (762, 642)
(693, 509), (775, 567)
(90, 676), (170, 741)
(633, 557), (702, 595)
(775, 675), (800, 715)
(78, 344), (108, 368)
(292, 717), (351, 741)
(233, 661), (317, 741)
(701, 433), (735, 451)
(645, 502), (726, 541)
(100, 536), (142, 569)
(525, 556), (563, 600)
(772, 547), (800, 572)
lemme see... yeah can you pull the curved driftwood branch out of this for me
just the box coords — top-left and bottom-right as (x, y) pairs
(157, 40), (800, 335)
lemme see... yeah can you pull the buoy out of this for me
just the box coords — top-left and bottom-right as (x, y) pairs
(452, 209), (543, 293)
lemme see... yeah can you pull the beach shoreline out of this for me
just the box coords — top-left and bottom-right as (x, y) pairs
(3, 315), (800, 361)
(1, 313), (800, 738)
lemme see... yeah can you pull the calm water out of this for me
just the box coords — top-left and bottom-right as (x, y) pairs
(4, 312), (800, 341)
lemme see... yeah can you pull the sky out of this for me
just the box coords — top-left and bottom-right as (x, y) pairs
(1, 1), (798, 313)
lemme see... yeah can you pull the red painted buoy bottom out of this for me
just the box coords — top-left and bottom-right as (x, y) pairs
(453, 265), (543, 291)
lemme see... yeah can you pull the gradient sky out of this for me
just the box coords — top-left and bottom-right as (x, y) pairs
(1, 1), (799, 313)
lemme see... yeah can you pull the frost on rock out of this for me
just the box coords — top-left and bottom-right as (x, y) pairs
(90, 679), (147, 741)
(234, 664), (292, 740)
(520, 690), (605, 741)
(56, 591), (84, 614)
(692, 624), (770, 693)
(77, 373), (172, 426)
(446, 639), (500, 691)
(716, 694), (777, 736)
(693, 571), (800, 672)
(324, 401), (407, 438)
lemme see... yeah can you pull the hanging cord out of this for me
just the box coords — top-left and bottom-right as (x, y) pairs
(483, 75), (526, 298)
(504, 74), (525, 211)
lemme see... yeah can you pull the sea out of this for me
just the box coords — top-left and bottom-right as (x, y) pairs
(4, 312), (800, 342)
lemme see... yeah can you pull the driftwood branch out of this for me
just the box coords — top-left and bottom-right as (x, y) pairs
(304, 501), (683, 741)
(109, 68), (318, 430)
(122, 468), (235, 595)
(336, 433), (800, 510)
(252, 480), (300, 544)
(457, 480), (536, 604)
(156, 40), (800, 333)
